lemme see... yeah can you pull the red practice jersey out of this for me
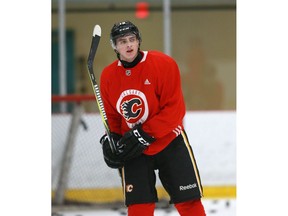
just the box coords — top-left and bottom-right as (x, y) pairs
(100, 50), (186, 155)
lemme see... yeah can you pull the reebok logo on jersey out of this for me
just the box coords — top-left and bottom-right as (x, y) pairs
(179, 183), (197, 191)
(144, 79), (151, 85)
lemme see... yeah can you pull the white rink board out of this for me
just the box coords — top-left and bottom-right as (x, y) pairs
(184, 111), (236, 185)
(52, 111), (236, 189)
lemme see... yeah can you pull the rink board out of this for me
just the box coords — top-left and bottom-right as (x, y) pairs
(52, 185), (236, 203)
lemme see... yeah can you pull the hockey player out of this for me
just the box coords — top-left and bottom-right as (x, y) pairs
(100, 21), (206, 216)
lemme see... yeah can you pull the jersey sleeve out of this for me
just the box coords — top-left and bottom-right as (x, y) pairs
(142, 56), (186, 138)
(100, 67), (122, 135)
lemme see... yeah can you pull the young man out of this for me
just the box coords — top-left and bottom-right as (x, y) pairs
(100, 21), (206, 216)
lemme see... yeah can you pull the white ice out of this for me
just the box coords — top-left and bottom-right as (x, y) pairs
(53, 198), (236, 216)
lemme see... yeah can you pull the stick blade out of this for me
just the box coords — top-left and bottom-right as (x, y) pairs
(93, 25), (101, 37)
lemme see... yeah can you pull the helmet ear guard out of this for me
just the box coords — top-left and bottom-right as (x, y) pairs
(110, 38), (117, 50)
(110, 21), (142, 50)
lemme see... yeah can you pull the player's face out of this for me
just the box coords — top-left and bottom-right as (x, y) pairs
(115, 34), (139, 62)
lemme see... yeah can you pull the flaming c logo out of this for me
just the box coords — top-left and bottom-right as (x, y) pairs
(121, 98), (142, 121)
(126, 184), (134, 192)
(116, 89), (149, 128)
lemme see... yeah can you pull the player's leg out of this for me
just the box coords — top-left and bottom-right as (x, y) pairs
(120, 154), (157, 216)
(128, 203), (155, 216)
(156, 131), (206, 215)
(174, 199), (206, 216)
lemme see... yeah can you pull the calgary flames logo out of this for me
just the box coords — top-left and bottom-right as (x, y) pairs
(121, 98), (142, 121)
(116, 89), (148, 128)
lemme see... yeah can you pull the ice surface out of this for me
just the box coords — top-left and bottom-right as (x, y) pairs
(53, 199), (236, 216)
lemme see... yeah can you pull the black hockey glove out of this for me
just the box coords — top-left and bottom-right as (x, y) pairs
(117, 124), (156, 161)
(100, 133), (124, 169)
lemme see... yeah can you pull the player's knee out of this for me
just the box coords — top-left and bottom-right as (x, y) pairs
(174, 199), (206, 216)
(128, 203), (155, 216)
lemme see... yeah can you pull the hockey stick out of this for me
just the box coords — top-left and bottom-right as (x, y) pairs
(87, 25), (117, 153)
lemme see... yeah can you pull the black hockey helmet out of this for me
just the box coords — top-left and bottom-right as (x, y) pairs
(110, 21), (142, 49)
